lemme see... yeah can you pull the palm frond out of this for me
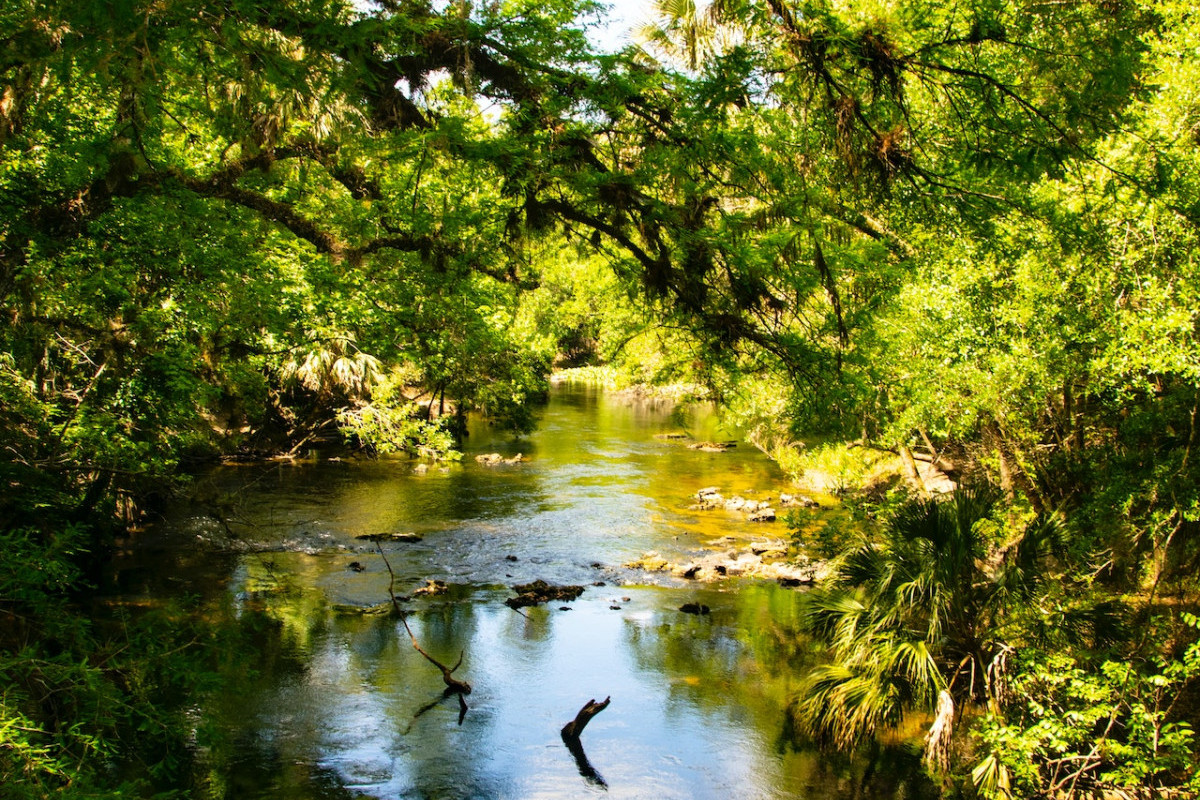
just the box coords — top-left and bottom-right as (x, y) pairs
(794, 663), (906, 750)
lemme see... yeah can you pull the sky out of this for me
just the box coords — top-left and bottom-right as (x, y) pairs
(586, 0), (658, 53)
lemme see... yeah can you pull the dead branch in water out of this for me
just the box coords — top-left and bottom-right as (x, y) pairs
(561, 696), (610, 741)
(400, 615), (472, 696)
(561, 697), (611, 788)
(375, 542), (405, 615)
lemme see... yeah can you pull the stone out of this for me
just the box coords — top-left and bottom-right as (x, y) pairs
(747, 507), (776, 522)
(505, 579), (585, 609)
(476, 453), (525, 466)
(780, 493), (819, 508)
(624, 552), (670, 571)
(355, 532), (423, 543)
(679, 603), (710, 615)
(687, 441), (736, 452)
(750, 539), (788, 556)
(413, 579), (449, 597)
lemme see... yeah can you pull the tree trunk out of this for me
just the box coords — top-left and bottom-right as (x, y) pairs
(898, 443), (927, 497)
(918, 428), (957, 476)
(987, 420), (1045, 514)
(1062, 380), (1075, 452)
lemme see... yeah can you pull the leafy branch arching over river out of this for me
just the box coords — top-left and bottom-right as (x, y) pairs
(3, 0), (1200, 797)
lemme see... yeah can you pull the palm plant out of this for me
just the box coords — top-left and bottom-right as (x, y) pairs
(794, 489), (1062, 770)
(637, 0), (748, 70)
(282, 336), (383, 403)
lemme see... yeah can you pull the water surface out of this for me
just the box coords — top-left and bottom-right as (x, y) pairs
(117, 383), (934, 799)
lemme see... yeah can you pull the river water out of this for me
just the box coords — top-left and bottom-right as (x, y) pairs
(112, 383), (935, 799)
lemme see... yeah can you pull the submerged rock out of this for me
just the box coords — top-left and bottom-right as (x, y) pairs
(355, 532), (423, 543)
(505, 579), (585, 609)
(654, 432), (690, 440)
(780, 493), (819, 508)
(476, 453), (525, 466)
(413, 579), (449, 597)
(624, 552), (670, 572)
(688, 441), (736, 452)
(679, 603), (710, 615)
(747, 507), (777, 522)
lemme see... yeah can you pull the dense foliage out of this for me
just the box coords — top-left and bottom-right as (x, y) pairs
(3, 0), (1200, 795)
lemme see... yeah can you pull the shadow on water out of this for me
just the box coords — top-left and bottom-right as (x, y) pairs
(113, 383), (938, 799)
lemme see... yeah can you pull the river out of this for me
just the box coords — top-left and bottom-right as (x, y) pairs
(110, 382), (935, 799)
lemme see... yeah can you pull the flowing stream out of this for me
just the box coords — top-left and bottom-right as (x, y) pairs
(110, 382), (935, 799)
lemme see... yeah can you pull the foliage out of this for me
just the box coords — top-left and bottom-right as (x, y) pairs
(793, 492), (1064, 763)
(0, 523), (284, 798)
(4, 0), (1200, 794)
(336, 366), (461, 459)
(972, 625), (1200, 799)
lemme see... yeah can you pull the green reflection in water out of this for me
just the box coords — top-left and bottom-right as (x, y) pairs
(127, 385), (936, 799)
(195, 583), (936, 799)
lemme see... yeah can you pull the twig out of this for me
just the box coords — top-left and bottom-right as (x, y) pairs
(376, 542), (404, 616)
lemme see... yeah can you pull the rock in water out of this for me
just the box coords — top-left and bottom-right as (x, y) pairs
(355, 532), (423, 543)
(505, 580), (585, 609)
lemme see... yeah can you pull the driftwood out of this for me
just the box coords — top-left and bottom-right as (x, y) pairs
(561, 697), (611, 788)
(375, 544), (471, 696)
(376, 543), (405, 616)
(357, 532), (423, 543)
(401, 616), (472, 696)
(565, 735), (606, 788)
(561, 696), (610, 741)
(408, 690), (469, 729)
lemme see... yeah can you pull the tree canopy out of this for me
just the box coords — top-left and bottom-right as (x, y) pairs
(3, 0), (1200, 796)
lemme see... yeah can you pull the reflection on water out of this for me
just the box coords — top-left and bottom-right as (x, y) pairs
(119, 384), (936, 799)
